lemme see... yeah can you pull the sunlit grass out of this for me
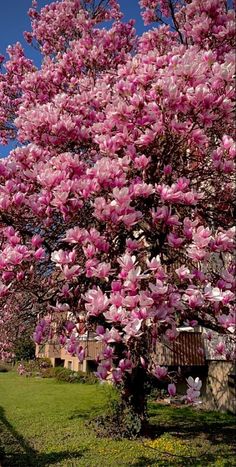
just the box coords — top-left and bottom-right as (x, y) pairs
(0, 372), (235, 466)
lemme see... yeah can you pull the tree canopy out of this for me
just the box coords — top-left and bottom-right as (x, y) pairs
(0, 0), (235, 428)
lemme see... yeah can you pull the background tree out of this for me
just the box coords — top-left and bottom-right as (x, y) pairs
(0, 0), (235, 433)
(13, 336), (36, 362)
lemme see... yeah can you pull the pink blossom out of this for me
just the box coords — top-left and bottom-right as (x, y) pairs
(204, 285), (224, 302)
(119, 358), (132, 373)
(95, 364), (109, 380)
(112, 368), (123, 383)
(167, 233), (184, 249)
(168, 383), (176, 397)
(185, 377), (202, 403)
(123, 319), (142, 338)
(126, 238), (141, 252)
(31, 234), (43, 248)
(51, 250), (69, 265)
(91, 262), (112, 280)
(215, 342), (226, 355)
(149, 281), (168, 298)
(153, 365), (168, 380)
(76, 346), (85, 363)
(0, 282), (10, 298)
(34, 247), (46, 260)
(103, 305), (126, 323)
(186, 376), (202, 391)
(84, 288), (109, 316)
(166, 328), (179, 342)
(146, 256), (161, 271)
(64, 227), (87, 244)
(175, 266), (193, 281)
(62, 265), (82, 280)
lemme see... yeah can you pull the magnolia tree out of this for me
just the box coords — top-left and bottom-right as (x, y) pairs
(0, 0), (235, 431)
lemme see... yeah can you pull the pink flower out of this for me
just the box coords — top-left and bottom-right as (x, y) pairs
(165, 328), (179, 342)
(215, 342), (226, 355)
(185, 387), (201, 403)
(91, 262), (112, 280)
(62, 265), (82, 280)
(123, 319), (142, 338)
(185, 377), (202, 403)
(103, 305), (126, 323)
(175, 265), (193, 281)
(149, 280), (168, 298)
(76, 346), (85, 362)
(0, 282), (10, 298)
(134, 154), (150, 169)
(50, 302), (70, 313)
(167, 233), (184, 249)
(126, 238), (141, 252)
(204, 285), (224, 302)
(64, 227), (87, 244)
(32, 234), (43, 248)
(34, 247), (45, 260)
(112, 368), (123, 383)
(95, 364), (108, 380)
(85, 288), (109, 317)
(153, 365), (168, 380)
(65, 321), (75, 333)
(152, 207), (180, 226)
(146, 256), (161, 271)
(119, 358), (132, 373)
(59, 335), (67, 345)
(186, 376), (202, 391)
(51, 249), (69, 265)
(168, 383), (176, 397)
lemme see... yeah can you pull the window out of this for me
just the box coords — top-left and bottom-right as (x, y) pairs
(67, 361), (72, 370)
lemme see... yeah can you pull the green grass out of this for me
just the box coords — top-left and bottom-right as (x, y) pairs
(0, 372), (235, 466)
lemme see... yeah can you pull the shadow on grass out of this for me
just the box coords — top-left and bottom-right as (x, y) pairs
(131, 455), (212, 467)
(149, 403), (236, 438)
(131, 457), (166, 467)
(148, 403), (236, 450)
(68, 406), (101, 420)
(0, 406), (86, 467)
(133, 405), (236, 467)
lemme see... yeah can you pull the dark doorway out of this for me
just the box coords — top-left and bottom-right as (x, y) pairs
(86, 360), (98, 373)
(54, 358), (64, 367)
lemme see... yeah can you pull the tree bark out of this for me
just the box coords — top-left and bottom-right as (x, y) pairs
(121, 366), (148, 432)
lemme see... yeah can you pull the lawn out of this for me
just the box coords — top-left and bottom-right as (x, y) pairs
(0, 372), (235, 466)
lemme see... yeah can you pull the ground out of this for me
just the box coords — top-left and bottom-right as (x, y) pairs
(0, 372), (235, 466)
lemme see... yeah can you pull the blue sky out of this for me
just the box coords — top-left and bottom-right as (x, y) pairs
(0, 0), (147, 158)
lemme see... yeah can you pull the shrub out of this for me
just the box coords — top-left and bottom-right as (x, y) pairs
(90, 402), (142, 439)
(89, 386), (142, 439)
(23, 362), (99, 384)
(41, 367), (57, 378)
(16, 358), (52, 376)
(54, 367), (86, 383)
(84, 372), (98, 385)
(0, 445), (5, 462)
(38, 357), (52, 369)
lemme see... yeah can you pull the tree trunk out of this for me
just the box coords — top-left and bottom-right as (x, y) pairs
(121, 365), (148, 434)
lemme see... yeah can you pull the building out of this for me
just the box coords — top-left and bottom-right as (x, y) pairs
(36, 328), (235, 414)
(155, 329), (235, 413)
(36, 333), (103, 373)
